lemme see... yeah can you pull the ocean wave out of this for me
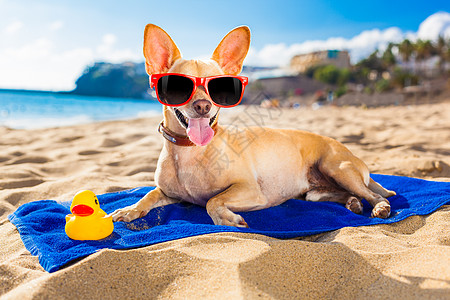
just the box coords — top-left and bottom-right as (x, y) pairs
(1, 115), (94, 129)
(136, 109), (162, 118)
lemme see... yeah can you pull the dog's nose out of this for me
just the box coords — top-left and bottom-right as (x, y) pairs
(193, 100), (211, 115)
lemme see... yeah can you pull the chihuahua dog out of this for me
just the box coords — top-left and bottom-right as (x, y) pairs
(110, 24), (395, 227)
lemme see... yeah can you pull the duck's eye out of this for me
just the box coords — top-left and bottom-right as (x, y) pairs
(95, 198), (98, 205)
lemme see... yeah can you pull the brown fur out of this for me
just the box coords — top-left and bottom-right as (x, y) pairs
(110, 24), (396, 227)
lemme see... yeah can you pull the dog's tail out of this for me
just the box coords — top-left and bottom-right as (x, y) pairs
(368, 178), (396, 198)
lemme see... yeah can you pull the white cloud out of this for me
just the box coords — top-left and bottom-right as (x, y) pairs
(5, 37), (53, 57)
(97, 48), (141, 63)
(49, 20), (64, 31)
(245, 26), (405, 66)
(0, 31), (140, 91)
(95, 33), (140, 63)
(0, 38), (94, 91)
(4, 20), (24, 35)
(417, 11), (450, 40)
(102, 33), (117, 46)
(96, 34), (117, 57)
(246, 12), (450, 67)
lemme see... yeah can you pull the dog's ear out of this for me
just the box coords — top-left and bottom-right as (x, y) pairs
(212, 26), (250, 75)
(143, 24), (182, 74)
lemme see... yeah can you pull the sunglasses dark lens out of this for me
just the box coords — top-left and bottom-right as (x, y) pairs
(156, 75), (194, 105)
(208, 77), (243, 106)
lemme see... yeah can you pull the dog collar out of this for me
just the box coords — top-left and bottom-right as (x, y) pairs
(158, 121), (218, 147)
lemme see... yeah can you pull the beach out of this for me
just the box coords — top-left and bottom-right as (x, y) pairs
(1, 102), (449, 299)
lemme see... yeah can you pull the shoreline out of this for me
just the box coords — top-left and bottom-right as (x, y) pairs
(0, 89), (162, 130)
(0, 88), (157, 102)
(1, 98), (448, 131)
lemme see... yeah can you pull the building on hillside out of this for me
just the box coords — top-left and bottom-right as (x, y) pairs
(241, 74), (329, 106)
(290, 50), (351, 73)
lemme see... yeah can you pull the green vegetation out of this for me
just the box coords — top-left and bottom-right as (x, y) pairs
(375, 78), (391, 93)
(306, 65), (353, 98)
(307, 65), (351, 84)
(305, 35), (449, 98)
(313, 65), (340, 85)
(363, 86), (373, 95)
(335, 85), (347, 98)
(391, 67), (419, 88)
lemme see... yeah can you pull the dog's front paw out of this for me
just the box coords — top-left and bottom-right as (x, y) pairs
(217, 215), (248, 228)
(371, 201), (391, 218)
(208, 207), (249, 228)
(110, 205), (148, 222)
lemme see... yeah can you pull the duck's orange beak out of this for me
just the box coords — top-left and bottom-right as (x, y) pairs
(71, 204), (94, 217)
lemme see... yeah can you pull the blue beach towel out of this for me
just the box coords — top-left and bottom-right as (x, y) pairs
(8, 174), (450, 273)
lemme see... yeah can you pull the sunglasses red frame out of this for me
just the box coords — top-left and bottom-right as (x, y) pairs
(150, 73), (249, 108)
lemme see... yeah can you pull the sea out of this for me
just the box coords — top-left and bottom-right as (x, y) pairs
(0, 90), (163, 129)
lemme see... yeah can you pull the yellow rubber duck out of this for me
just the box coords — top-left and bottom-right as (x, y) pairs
(65, 190), (114, 240)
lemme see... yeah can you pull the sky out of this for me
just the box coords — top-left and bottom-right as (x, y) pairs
(0, 0), (449, 91)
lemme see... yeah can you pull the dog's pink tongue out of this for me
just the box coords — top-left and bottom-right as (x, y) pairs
(186, 118), (214, 146)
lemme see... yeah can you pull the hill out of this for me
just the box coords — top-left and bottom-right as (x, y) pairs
(72, 62), (151, 99)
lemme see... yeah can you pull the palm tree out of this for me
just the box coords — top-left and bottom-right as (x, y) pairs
(398, 39), (414, 63)
(436, 36), (448, 74)
(381, 43), (396, 70)
(414, 39), (435, 75)
(415, 40), (434, 60)
(436, 36), (446, 53)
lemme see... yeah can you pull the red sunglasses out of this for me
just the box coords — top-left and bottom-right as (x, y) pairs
(150, 73), (248, 108)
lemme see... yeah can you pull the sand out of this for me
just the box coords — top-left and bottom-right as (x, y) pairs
(1, 102), (449, 299)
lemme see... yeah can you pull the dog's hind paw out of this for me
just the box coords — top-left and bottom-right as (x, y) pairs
(371, 202), (391, 218)
(238, 219), (249, 228)
(345, 196), (363, 214)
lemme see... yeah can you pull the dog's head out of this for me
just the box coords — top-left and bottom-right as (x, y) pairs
(143, 24), (250, 146)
